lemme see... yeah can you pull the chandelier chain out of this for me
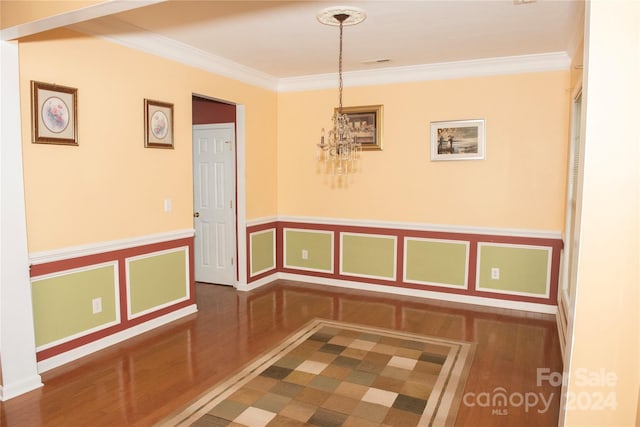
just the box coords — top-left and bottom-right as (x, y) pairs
(338, 18), (344, 113)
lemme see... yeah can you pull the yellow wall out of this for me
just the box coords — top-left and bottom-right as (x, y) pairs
(19, 28), (277, 252)
(564, 1), (640, 425)
(278, 71), (570, 231)
(17, 22), (570, 254)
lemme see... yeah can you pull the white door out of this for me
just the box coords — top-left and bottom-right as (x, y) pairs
(193, 124), (236, 285)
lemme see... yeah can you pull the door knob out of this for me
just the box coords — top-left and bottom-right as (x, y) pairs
(193, 212), (200, 218)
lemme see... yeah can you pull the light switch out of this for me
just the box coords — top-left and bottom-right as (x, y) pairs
(164, 198), (172, 212)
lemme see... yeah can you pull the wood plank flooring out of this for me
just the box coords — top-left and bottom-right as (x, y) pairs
(0, 280), (563, 426)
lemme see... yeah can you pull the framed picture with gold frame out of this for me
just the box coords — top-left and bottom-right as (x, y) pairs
(144, 99), (174, 148)
(31, 81), (78, 146)
(336, 105), (383, 150)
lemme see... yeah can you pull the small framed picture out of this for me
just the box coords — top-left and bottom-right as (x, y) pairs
(144, 99), (174, 148)
(31, 81), (78, 146)
(431, 119), (485, 161)
(337, 105), (383, 150)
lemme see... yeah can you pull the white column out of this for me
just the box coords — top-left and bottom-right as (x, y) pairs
(561, 1), (640, 425)
(0, 40), (43, 401)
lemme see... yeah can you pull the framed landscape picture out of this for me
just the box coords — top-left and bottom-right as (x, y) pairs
(431, 119), (485, 161)
(31, 81), (78, 146)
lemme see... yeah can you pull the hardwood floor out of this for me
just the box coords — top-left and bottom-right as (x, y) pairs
(0, 280), (563, 426)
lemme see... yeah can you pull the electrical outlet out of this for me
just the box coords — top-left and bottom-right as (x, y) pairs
(301, 249), (309, 260)
(92, 297), (102, 314)
(491, 268), (500, 280)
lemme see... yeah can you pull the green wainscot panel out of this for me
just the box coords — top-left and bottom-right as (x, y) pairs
(32, 264), (118, 348)
(251, 229), (275, 275)
(478, 244), (550, 296)
(284, 229), (333, 272)
(341, 233), (396, 279)
(129, 249), (188, 315)
(405, 239), (467, 287)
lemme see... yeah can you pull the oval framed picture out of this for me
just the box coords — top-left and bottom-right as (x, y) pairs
(41, 96), (70, 133)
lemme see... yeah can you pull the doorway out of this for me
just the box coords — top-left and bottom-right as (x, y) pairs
(192, 96), (237, 286)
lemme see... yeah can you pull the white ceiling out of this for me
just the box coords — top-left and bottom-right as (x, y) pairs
(73, 0), (584, 88)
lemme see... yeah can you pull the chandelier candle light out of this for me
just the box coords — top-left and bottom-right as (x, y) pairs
(316, 7), (366, 176)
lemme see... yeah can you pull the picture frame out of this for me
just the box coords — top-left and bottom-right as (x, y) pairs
(430, 119), (485, 161)
(31, 81), (78, 146)
(337, 105), (383, 150)
(144, 99), (174, 148)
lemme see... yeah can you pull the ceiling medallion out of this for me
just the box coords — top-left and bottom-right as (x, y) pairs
(316, 6), (366, 26)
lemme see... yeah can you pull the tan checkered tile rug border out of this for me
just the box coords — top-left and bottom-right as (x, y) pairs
(160, 319), (475, 427)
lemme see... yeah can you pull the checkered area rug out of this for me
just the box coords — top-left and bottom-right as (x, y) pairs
(161, 319), (475, 427)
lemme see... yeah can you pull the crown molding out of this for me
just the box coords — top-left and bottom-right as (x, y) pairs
(71, 17), (570, 94)
(70, 17), (279, 91)
(278, 52), (571, 92)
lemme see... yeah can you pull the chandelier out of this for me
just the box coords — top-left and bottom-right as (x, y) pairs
(316, 7), (366, 176)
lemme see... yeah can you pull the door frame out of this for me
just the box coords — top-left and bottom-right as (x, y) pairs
(556, 83), (586, 427)
(557, 84), (583, 357)
(235, 105), (248, 286)
(191, 95), (247, 288)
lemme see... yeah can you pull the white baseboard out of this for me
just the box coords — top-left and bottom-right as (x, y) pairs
(236, 274), (278, 291)
(556, 311), (566, 361)
(0, 375), (43, 401)
(240, 273), (557, 315)
(37, 304), (198, 373)
(556, 297), (569, 361)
